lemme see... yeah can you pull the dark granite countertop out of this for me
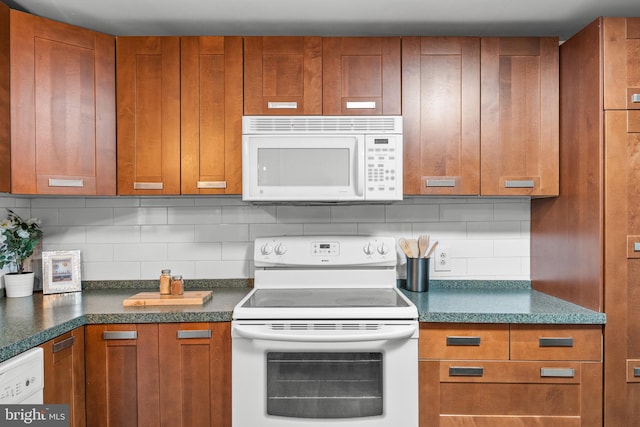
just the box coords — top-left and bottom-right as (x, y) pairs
(0, 281), (606, 363)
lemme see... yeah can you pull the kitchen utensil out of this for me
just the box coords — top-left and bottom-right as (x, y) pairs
(418, 234), (430, 258)
(409, 239), (419, 258)
(406, 257), (429, 292)
(425, 241), (439, 259)
(399, 238), (414, 257)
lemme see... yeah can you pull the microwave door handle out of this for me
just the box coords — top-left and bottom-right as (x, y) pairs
(356, 136), (365, 197)
(233, 323), (417, 342)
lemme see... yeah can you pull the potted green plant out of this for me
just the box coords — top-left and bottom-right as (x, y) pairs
(0, 209), (43, 297)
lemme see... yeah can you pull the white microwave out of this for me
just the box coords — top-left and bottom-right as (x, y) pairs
(242, 116), (403, 202)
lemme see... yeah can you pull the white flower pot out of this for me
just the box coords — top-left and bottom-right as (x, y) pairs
(4, 272), (35, 298)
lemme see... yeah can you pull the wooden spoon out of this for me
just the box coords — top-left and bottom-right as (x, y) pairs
(409, 239), (419, 259)
(425, 241), (439, 259)
(399, 238), (414, 258)
(418, 234), (430, 258)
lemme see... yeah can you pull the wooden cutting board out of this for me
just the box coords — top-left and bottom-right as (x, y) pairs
(123, 290), (213, 307)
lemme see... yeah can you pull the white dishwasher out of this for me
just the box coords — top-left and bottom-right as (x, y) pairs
(0, 347), (44, 404)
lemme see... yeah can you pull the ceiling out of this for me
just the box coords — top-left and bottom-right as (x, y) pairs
(4, 0), (640, 41)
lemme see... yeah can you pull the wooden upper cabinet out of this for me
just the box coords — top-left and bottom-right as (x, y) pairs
(323, 37), (401, 115)
(402, 37), (480, 195)
(181, 36), (243, 194)
(116, 37), (181, 195)
(603, 18), (640, 110)
(5, 9), (115, 195)
(243, 36), (322, 115)
(480, 37), (559, 196)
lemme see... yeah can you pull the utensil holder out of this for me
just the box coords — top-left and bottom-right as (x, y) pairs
(406, 257), (430, 292)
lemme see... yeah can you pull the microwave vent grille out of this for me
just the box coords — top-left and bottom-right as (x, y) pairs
(243, 116), (402, 134)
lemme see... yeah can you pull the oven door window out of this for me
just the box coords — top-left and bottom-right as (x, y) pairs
(266, 352), (383, 419)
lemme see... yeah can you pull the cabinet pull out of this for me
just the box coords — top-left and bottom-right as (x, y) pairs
(346, 101), (376, 109)
(632, 94), (640, 103)
(504, 180), (535, 188)
(133, 182), (163, 190)
(447, 336), (481, 346)
(426, 179), (456, 188)
(449, 366), (484, 377)
(197, 181), (227, 189)
(48, 178), (84, 188)
(634, 242), (640, 252)
(52, 336), (75, 353)
(634, 367), (640, 377)
(177, 330), (211, 339)
(539, 337), (574, 347)
(103, 331), (137, 340)
(540, 367), (575, 378)
(267, 101), (298, 109)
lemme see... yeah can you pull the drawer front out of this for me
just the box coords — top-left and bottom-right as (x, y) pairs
(440, 360), (582, 384)
(510, 325), (602, 361)
(419, 323), (509, 360)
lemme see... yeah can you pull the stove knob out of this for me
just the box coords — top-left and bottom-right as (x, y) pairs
(260, 243), (273, 255)
(377, 243), (389, 255)
(363, 243), (375, 255)
(274, 243), (287, 255)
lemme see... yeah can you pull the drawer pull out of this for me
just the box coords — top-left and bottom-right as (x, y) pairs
(103, 331), (137, 340)
(449, 366), (484, 377)
(539, 337), (574, 347)
(540, 368), (575, 378)
(48, 178), (84, 187)
(634, 367), (640, 377)
(52, 336), (75, 353)
(268, 101), (298, 109)
(634, 242), (640, 252)
(505, 180), (535, 188)
(133, 182), (163, 190)
(426, 179), (456, 188)
(632, 94), (640, 103)
(346, 101), (376, 109)
(447, 336), (481, 346)
(177, 330), (211, 339)
(197, 181), (227, 189)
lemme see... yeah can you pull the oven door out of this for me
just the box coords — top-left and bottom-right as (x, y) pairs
(241, 134), (365, 201)
(231, 320), (418, 427)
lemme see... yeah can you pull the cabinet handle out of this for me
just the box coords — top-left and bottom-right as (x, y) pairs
(426, 179), (456, 188)
(267, 101), (298, 109)
(634, 242), (640, 252)
(540, 367), (575, 378)
(539, 337), (574, 347)
(52, 336), (75, 353)
(103, 331), (137, 340)
(133, 182), (163, 190)
(449, 366), (484, 377)
(504, 180), (535, 188)
(346, 101), (376, 109)
(48, 178), (84, 188)
(197, 181), (227, 189)
(632, 94), (640, 103)
(634, 367), (640, 377)
(177, 330), (211, 339)
(446, 336), (481, 346)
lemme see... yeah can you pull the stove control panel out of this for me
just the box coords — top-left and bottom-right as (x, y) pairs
(254, 236), (397, 267)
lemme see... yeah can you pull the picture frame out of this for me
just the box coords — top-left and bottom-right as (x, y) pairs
(42, 250), (82, 295)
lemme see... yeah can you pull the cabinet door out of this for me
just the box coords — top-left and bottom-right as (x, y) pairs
(480, 37), (559, 196)
(603, 18), (640, 110)
(41, 328), (85, 427)
(402, 37), (480, 195)
(323, 37), (401, 115)
(9, 10), (115, 195)
(244, 36), (322, 115)
(85, 324), (160, 427)
(117, 37), (181, 195)
(181, 36), (243, 194)
(158, 322), (231, 427)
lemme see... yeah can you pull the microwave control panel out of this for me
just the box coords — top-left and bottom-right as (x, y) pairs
(364, 135), (403, 200)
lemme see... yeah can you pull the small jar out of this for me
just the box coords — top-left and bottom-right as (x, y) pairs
(171, 275), (184, 295)
(159, 269), (171, 295)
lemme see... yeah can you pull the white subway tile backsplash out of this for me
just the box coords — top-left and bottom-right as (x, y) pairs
(0, 194), (532, 282)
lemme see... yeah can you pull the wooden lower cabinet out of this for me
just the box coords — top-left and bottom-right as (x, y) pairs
(85, 322), (231, 427)
(419, 323), (603, 427)
(41, 327), (86, 427)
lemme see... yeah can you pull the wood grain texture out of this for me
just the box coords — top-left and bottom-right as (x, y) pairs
(402, 36), (480, 195)
(419, 323), (509, 360)
(510, 325), (602, 361)
(0, 3), (10, 192)
(181, 36), (243, 194)
(243, 36), (322, 115)
(603, 18), (640, 109)
(123, 290), (213, 306)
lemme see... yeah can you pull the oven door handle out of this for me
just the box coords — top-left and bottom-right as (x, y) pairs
(233, 323), (418, 342)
